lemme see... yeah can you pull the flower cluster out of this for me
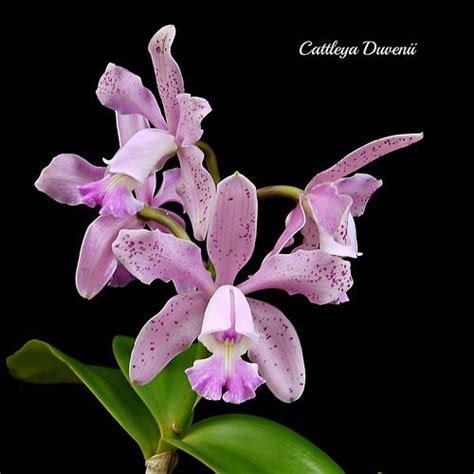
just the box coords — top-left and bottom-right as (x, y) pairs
(35, 26), (422, 404)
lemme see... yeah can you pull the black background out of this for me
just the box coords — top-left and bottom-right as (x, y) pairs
(2, 5), (469, 474)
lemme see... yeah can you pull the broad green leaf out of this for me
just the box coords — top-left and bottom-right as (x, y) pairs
(113, 336), (201, 435)
(166, 414), (344, 474)
(7, 339), (160, 458)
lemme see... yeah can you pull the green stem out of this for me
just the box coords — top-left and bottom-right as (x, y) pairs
(138, 207), (190, 240)
(171, 343), (208, 435)
(197, 140), (221, 184)
(257, 185), (304, 202)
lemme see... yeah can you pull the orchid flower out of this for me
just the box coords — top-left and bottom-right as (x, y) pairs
(113, 173), (353, 404)
(94, 25), (215, 240)
(36, 147), (185, 298)
(268, 133), (424, 265)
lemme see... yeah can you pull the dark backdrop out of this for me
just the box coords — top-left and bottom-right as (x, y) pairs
(2, 5), (469, 474)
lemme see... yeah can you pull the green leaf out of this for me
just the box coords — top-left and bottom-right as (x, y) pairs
(166, 414), (344, 474)
(113, 336), (201, 435)
(7, 339), (160, 458)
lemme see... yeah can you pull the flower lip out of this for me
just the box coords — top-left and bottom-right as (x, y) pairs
(78, 173), (144, 217)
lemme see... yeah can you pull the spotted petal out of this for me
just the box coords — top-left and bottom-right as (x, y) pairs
(97, 63), (167, 130)
(175, 94), (212, 147)
(238, 250), (353, 305)
(130, 293), (208, 385)
(207, 173), (257, 286)
(307, 133), (423, 188)
(247, 298), (305, 403)
(177, 145), (216, 241)
(148, 25), (185, 134)
(113, 228), (215, 296)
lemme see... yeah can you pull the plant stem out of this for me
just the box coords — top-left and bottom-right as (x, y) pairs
(197, 140), (221, 184)
(257, 185), (304, 202)
(138, 207), (190, 240)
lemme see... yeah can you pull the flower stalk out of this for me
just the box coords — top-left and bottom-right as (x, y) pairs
(257, 185), (304, 201)
(137, 207), (190, 240)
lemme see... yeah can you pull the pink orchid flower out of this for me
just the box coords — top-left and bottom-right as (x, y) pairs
(268, 133), (424, 265)
(113, 173), (353, 404)
(91, 25), (215, 240)
(36, 143), (185, 298)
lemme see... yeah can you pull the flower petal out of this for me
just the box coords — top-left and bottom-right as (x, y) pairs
(335, 173), (382, 217)
(135, 175), (156, 205)
(148, 25), (185, 134)
(207, 173), (257, 286)
(238, 250), (353, 305)
(97, 63), (167, 129)
(35, 154), (105, 206)
(175, 94), (212, 147)
(306, 183), (353, 244)
(265, 198), (306, 260)
(130, 292), (208, 385)
(177, 146), (216, 241)
(76, 215), (143, 299)
(107, 129), (177, 183)
(293, 218), (320, 251)
(186, 349), (264, 404)
(319, 213), (359, 258)
(113, 228), (215, 296)
(152, 168), (183, 207)
(307, 133), (423, 188)
(108, 264), (135, 287)
(116, 112), (150, 147)
(247, 298), (305, 402)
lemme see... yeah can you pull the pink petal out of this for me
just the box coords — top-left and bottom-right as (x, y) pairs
(307, 133), (423, 188)
(76, 215), (143, 299)
(130, 292), (208, 385)
(293, 218), (320, 251)
(116, 112), (150, 147)
(148, 25), (185, 135)
(35, 154), (105, 206)
(176, 146), (216, 241)
(306, 183), (353, 244)
(96, 63), (167, 130)
(135, 175), (156, 205)
(107, 129), (177, 183)
(265, 198), (306, 261)
(112, 228), (216, 296)
(152, 168), (183, 207)
(247, 298), (305, 402)
(335, 173), (382, 217)
(175, 94), (212, 147)
(79, 174), (144, 217)
(319, 213), (359, 258)
(207, 173), (257, 286)
(186, 350), (264, 404)
(238, 250), (353, 305)
(199, 286), (258, 350)
(108, 264), (135, 287)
